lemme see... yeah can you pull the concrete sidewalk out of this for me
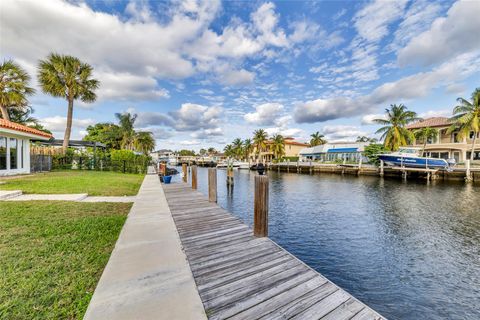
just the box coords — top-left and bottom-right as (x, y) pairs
(84, 174), (206, 320)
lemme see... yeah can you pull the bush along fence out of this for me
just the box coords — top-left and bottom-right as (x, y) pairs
(51, 156), (149, 174)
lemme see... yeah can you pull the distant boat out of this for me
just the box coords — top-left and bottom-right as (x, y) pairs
(378, 147), (455, 169)
(236, 162), (250, 169)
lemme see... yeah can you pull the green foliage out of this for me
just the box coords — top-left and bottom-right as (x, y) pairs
(374, 104), (419, 151)
(83, 123), (123, 149)
(0, 201), (130, 319)
(310, 131), (326, 146)
(271, 134), (285, 159)
(0, 59), (35, 121)
(356, 136), (378, 143)
(364, 144), (388, 165)
(178, 149), (196, 156)
(110, 149), (136, 161)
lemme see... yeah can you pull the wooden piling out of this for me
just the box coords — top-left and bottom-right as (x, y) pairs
(191, 165), (197, 189)
(227, 164), (234, 186)
(182, 163), (187, 183)
(380, 160), (384, 177)
(254, 175), (269, 237)
(208, 168), (217, 203)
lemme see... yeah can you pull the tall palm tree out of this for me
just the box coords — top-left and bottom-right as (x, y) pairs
(414, 127), (438, 156)
(448, 88), (480, 161)
(224, 144), (234, 158)
(38, 53), (99, 150)
(310, 131), (326, 146)
(115, 112), (137, 150)
(374, 104), (419, 151)
(253, 129), (268, 162)
(0, 60), (35, 121)
(243, 138), (253, 161)
(232, 138), (243, 160)
(271, 134), (285, 159)
(134, 131), (155, 155)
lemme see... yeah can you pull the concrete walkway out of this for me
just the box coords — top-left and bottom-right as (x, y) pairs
(84, 174), (206, 320)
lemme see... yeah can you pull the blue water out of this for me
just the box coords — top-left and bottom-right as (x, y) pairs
(174, 167), (480, 319)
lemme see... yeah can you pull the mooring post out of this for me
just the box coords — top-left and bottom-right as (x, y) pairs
(226, 161), (234, 186)
(191, 165), (197, 189)
(208, 168), (217, 202)
(465, 160), (472, 182)
(380, 160), (384, 177)
(309, 161), (313, 174)
(182, 163), (187, 183)
(358, 157), (363, 175)
(254, 175), (269, 237)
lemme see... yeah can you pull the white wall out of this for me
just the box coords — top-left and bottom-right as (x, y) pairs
(0, 133), (31, 176)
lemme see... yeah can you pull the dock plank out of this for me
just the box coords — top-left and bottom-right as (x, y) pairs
(163, 183), (385, 320)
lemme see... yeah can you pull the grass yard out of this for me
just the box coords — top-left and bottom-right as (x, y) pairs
(0, 170), (144, 196)
(0, 201), (131, 319)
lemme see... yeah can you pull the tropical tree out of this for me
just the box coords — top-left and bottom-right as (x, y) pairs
(232, 138), (243, 159)
(199, 148), (207, 156)
(447, 88), (480, 161)
(207, 147), (216, 155)
(414, 127), (438, 156)
(243, 138), (253, 161)
(253, 129), (268, 161)
(374, 104), (419, 151)
(6, 106), (52, 135)
(83, 123), (123, 149)
(134, 131), (155, 155)
(115, 112), (137, 150)
(271, 134), (285, 159)
(310, 131), (326, 146)
(0, 60), (35, 121)
(356, 136), (378, 143)
(38, 53), (99, 150)
(224, 144), (234, 158)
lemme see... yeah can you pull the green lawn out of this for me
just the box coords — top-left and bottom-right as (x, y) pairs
(0, 201), (131, 319)
(0, 170), (144, 196)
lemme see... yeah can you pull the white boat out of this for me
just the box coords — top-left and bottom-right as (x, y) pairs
(236, 162), (250, 169)
(378, 147), (455, 169)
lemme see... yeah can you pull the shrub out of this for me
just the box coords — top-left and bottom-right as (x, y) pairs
(364, 144), (388, 165)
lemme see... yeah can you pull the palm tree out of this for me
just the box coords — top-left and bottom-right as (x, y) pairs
(374, 104), (419, 151)
(448, 88), (480, 161)
(253, 129), (268, 162)
(38, 53), (99, 150)
(207, 147), (216, 155)
(232, 138), (243, 160)
(224, 144), (234, 158)
(134, 131), (155, 155)
(243, 138), (253, 161)
(414, 127), (438, 156)
(310, 131), (326, 146)
(115, 112), (137, 150)
(0, 60), (35, 121)
(271, 134), (285, 159)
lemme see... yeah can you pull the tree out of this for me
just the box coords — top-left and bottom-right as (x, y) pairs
(232, 138), (243, 160)
(0, 60), (35, 121)
(199, 148), (207, 156)
(271, 134), (285, 159)
(223, 144), (234, 158)
(448, 88), (480, 161)
(356, 136), (378, 143)
(310, 131), (326, 146)
(134, 131), (155, 155)
(38, 53), (99, 150)
(243, 138), (253, 161)
(83, 123), (123, 149)
(414, 127), (438, 156)
(364, 144), (388, 165)
(115, 112), (137, 150)
(253, 129), (268, 161)
(374, 104), (419, 151)
(207, 147), (216, 155)
(178, 149), (196, 156)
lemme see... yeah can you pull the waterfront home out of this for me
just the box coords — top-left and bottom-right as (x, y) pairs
(250, 137), (309, 162)
(406, 117), (480, 163)
(0, 119), (53, 176)
(299, 142), (369, 162)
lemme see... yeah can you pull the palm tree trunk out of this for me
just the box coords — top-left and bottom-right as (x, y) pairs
(470, 133), (477, 161)
(63, 97), (74, 151)
(422, 141), (427, 157)
(0, 104), (10, 121)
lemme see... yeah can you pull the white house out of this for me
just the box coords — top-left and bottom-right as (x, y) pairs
(0, 119), (53, 176)
(299, 142), (370, 162)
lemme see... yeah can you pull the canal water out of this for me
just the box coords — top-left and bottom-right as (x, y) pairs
(174, 167), (480, 319)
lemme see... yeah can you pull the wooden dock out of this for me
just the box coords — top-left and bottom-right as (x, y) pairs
(163, 183), (384, 320)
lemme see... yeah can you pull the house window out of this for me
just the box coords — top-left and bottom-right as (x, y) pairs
(0, 137), (6, 170)
(452, 132), (459, 143)
(10, 138), (17, 169)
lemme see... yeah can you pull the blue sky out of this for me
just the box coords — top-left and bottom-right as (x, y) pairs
(1, 0), (479, 151)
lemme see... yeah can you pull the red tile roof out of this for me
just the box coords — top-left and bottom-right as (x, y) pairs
(0, 119), (53, 139)
(406, 117), (453, 129)
(266, 139), (309, 146)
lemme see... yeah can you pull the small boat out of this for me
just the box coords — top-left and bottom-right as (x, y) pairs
(237, 162), (250, 169)
(378, 147), (455, 169)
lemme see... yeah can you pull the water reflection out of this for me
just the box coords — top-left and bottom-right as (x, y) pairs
(175, 167), (480, 319)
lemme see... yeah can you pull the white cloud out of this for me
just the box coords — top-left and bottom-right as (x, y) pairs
(244, 103), (284, 125)
(361, 114), (385, 125)
(419, 109), (452, 118)
(40, 116), (95, 132)
(218, 68), (255, 86)
(322, 125), (368, 141)
(398, 0), (480, 66)
(294, 97), (371, 123)
(179, 140), (201, 146)
(354, 0), (408, 42)
(251, 2), (288, 47)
